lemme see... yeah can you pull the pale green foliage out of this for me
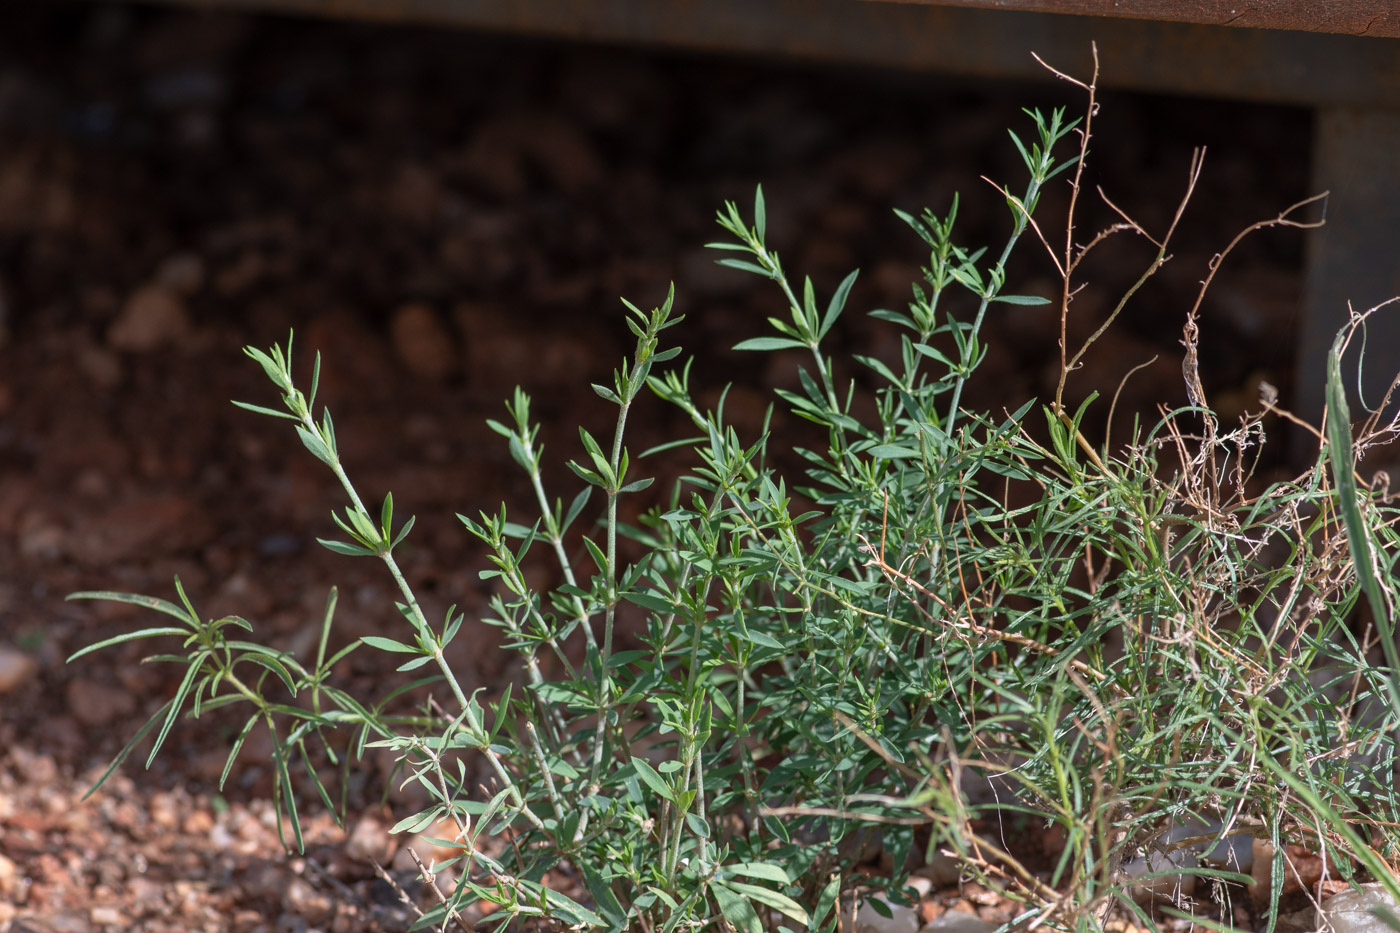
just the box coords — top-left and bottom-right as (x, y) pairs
(70, 73), (1400, 933)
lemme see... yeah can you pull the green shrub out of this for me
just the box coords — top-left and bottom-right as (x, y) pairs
(71, 57), (1400, 933)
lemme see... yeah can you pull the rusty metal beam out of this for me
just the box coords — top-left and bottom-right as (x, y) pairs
(135, 0), (1400, 109)
(878, 0), (1400, 39)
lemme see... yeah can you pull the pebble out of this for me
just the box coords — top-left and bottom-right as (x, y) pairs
(16, 510), (66, 560)
(284, 876), (333, 923)
(88, 905), (129, 926)
(919, 912), (999, 933)
(64, 678), (138, 728)
(1199, 830), (1254, 872)
(917, 848), (965, 887)
(148, 790), (179, 830)
(75, 343), (126, 389)
(1119, 844), (1197, 903)
(391, 816), (468, 875)
(0, 646), (38, 693)
(390, 302), (458, 380)
(461, 112), (603, 195)
(1321, 884), (1400, 933)
(345, 814), (395, 865)
(852, 895), (920, 933)
(903, 876), (933, 899)
(107, 283), (190, 352)
(154, 252), (205, 295)
(64, 494), (207, 566)
(1251, 839), (1337, 903)
(384, 161), (442, 225)
(0, 852), (18, 897)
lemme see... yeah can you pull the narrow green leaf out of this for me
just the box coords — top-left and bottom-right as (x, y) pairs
(66, 590), (192, 625)
(66, 626), (189, 662)
(361, 635), (420, 654)
(231, 400), (298, 421)
(631, 756), (674, 802)
(221, 714), (261, 790)
(716, 258), (772, 277)
(580, 864), (627, 929)
(809, 873), (842, 933)
(390, 514), (416, 549)
(539, 886), (604, 928)
(622, 590), (675, 613)
(562, 488), (592, 532)
(1326, 325), (1400, 713)
(295, 425), (332, 463)
(723, 880), (809, 926)
(712, 882), (762, 933)
(317, 538), (379, 557)
(734, 337), (807, 352)
(393, 805), (447, 835)
(727, 862), (792, 884)
(80, 701), (172, 799)
(989, 293), (1051, 306)
(821, 269), (859, 339)
(379, 493), (394, 539)
(148, 660), (204, 767)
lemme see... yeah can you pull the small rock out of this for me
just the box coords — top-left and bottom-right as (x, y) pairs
(919, 911), (998, 933)
(75, 343), (125, 389)
(182, 807), (214, 836)
(392, 816), (469, 873)
(148, 790), (179, 829)
(852, 895), (920, 933)
(0, 852), (18, 898)
(154, 252), (205, 295)
(917, 848), (965, 887)
(1119, 822), (1214, 903)
(1119, 844), (1197, 903)
(345, 814), (395, 865)
(1274, 904), (1320, 933)
(16, 510), (65, 560)
(390, 302), (458, 380)
(215, 251), (267, 295)
(9, 747), (58, 784)
(1251, 840), (1338, 904)
(73, 467), (112, 499)
(65, 678), (138, 728)
(89, 905), (129, 927)
(285, 876), (333, 923)
(65, 494), (208, 566)
(463, 112), (603, 194)
(107, 283), (190, 351)
(239, 860), (287, 900)
(0, 646), (38, 693)
(384, 162), (442, 225)
(1200, 830), (1254, 872)
(903, 876), (933, 899)
(127, 875), (164, 912)
(1322, 884), (1400, 933)
(14, 911), (90, 932)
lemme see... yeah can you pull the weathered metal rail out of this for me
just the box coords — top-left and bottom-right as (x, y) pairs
(110, 0), (1400, 429)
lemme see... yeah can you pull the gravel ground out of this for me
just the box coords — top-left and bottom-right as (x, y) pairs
(0, 4), (1315, 930)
